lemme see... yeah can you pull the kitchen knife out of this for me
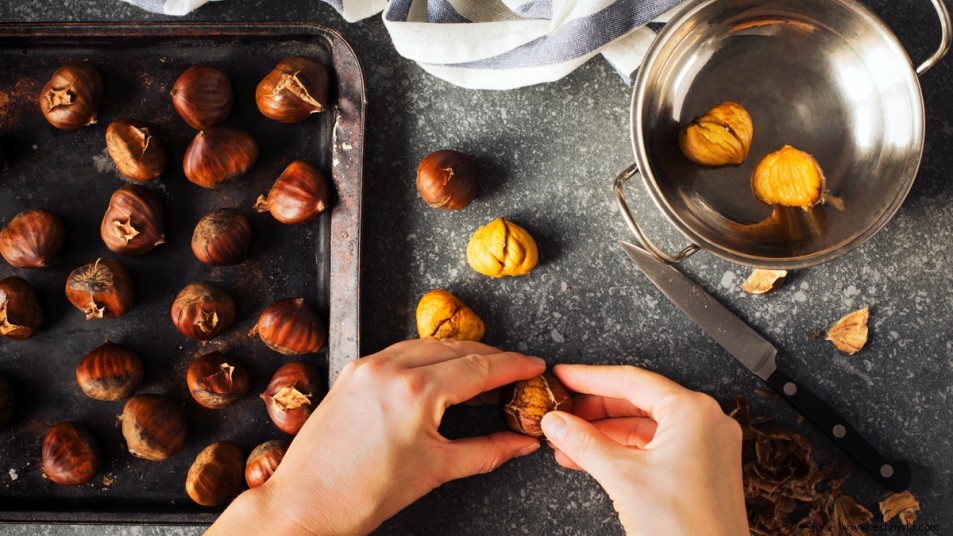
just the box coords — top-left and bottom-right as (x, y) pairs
(619, 240), (910, 492)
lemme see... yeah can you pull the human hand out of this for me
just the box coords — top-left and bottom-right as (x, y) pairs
(210, 338), (546, 536)
(540, 364), (748, 535)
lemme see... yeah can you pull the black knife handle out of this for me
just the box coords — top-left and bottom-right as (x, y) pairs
(765, 367), (911, 491)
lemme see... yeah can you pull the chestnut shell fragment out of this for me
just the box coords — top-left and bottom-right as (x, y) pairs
(0, 208), (65, 269)
(75, 340), (144, 401)
(42, 422), (101, 486)
(38, 63), (103, 130)
(261, 361), (324, 435)
(186, 351), (250, 409)
(100, 184), (165, 256)
(65, 258), (134, 319)
(121, 394), (188, 461)
(0, 276), (43, 340)
(250, 297), (326, 355)
(185, 441), (245, 507)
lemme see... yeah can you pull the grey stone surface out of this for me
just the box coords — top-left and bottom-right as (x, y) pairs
(2, 0), (952, 534)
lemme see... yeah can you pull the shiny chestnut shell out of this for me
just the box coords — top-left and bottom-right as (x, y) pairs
(416, 150), (478, 210)
(245, 439), (290, 488)
(0, 276), (43, 340)
(250, 297), (326, 355)
(186, 352), (250, 409)
(183, 127), (258, 189)
(65, 258), (134, 319)
(171, 66), (234, 130)
(100, 184), (165, 256)
(0, 374), (14, 429)
(191, 208), (252, 266)
(121, 394), (188, 461)
(0, 208), (65, 269)
(75, 340), (144, 401)
(254, 160), (330, 224)
(185, 441), (245, 506)
(171, 282), (236, 342)
(38, 63), (103, 130)
(42, 422), (100, 486)
(255, 56), (329, 123)
(261, 361), (323, 435)
(105, 118), (169, 181)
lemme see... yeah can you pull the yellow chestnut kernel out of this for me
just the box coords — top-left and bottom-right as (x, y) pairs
(678, 100), (753, 166)
(415, 289), (485, 342)
(466, 218), (538, 278)
(752, 145), (826, 210)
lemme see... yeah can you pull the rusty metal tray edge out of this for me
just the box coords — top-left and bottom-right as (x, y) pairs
(0, 20), (365, 526)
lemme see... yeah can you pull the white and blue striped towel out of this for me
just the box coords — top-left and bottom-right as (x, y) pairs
(122, 0), (687, 90)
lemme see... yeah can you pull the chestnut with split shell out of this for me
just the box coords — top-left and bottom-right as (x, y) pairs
(186, 351), (250, 409)
(185, 441), (245, 507)
(38, 63), (102, 130)
(105, 118), (169, 181)
(261, 361), (323, 435)
(121, 394), (188, 461)
(256, 56), (329, 123)
(42, 422), (101, 486)
(65, 258), (134, 319)
(0, 208), (65, 269)
(170, 282), (236, 342)
(0, 276), (43, 340)
(100, 184), (165, 256)
(502, 373), (572, 437)
(75, 340), (143, 401)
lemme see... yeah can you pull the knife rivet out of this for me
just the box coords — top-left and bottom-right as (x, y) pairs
(881, 464), (895, 478)
(783, 382), (797, 396)
(832, 424), (846, 438)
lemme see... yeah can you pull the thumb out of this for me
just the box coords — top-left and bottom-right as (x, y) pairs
(442, 431), (541, 482)
(541, 411), (633, 482)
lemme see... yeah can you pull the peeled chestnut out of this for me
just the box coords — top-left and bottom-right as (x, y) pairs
(502, 373), (573, 437)
(183, 127), (258, 189)
(42, 422), (100, 486)
(0, 208), (65, 268)
(75, 340), (143, 401)
(186, 352), (250, 409)
(0, 374), (14, 429)
(65, 258), (134, 319)
(250, 297), (326, 355)
(170, 65), (234, 130)
(0, 276), (43, 340)
(416, 150), (478, 210)
(171, 282), (236, 342)
(100, 184), (165, 256)
(105, 119), (169, 181)
(185, 441), (245, 506)
(261, 361), (323, 435)
(38, 63), (102, 130)
(191, 208), (252, 266)
(256, 56), (329, 123)
(121, 394), (188, 461)
(254, 160), (329, 224)
(245, 439), (289, 488)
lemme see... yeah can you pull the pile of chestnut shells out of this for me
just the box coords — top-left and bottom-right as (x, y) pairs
(0, 56), (337, 501)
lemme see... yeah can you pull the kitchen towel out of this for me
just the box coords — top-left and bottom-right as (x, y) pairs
(121, 0), (688, 90)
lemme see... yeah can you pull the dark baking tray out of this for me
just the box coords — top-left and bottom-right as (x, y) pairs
(0, 22), (363, 524)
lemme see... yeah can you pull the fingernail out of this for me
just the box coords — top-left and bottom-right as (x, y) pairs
(517, 440), (541, 457)
(541, 412), (567, 442)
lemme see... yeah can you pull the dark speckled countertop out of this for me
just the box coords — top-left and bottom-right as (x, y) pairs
(2, 1), (952, 534)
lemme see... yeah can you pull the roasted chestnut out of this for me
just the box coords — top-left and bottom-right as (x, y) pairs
(100, 184), (165, 256)
(171, 282), (236, 342)
(121, 394), (188, 461)
(183, 127), (258, 189)
(185, 441), (245, 506)
(502, 373), (573, 437)
(191, 208), (252, 266)
(0, 208), (65, 268)
(416, 150), (478, 210)
(245, 439), (289, 488)
(105, 119), (169, 181)
(38, 63), (102, 130)
(170, 66), (234, 130)
(261, 361), (323, 435)
(250, 298), (325, 355)
(65, 258), (134, 319)
(42, 422), (100, 486)
(75, 340), (143, 401)
(256, 56), (329, 123)
(0, 276), (43, 340)
(0, 374), (14, 429)
(186, 351), (250, 409)
(254, 161), (329, 224)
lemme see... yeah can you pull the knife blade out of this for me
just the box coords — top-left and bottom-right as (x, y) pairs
(619, 240), (910, 492)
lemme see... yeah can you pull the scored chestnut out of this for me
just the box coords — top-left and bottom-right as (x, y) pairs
(65, 258), (134, 319)
(502, 373), (573, 437)
(186, 351), (250, 409)
(38, 63), (103, 130)
(105, 118), (169, 181)
(100, 184), (165, 256)
(121, 394), (188, 461)
(256, 56), (329, 123)
(183, 127), (258, 189)
(170, 65), (234, 130)
(0, 276), (43, 340)
(0, 374), (14, 429)
(254, 160), (330, 224)
(75, 340), (144, 401)
(171, 282), (236, 342)
(250, 297), (326, 355)
(185, 441), (245, 507)
(0, 208), (65, 268)
(42, 422), (101, 486)
(416, 149), (478, 210)
(245, 439), (289, 488)
(261, 361), (323, 435)
(191, 208), (252, 266)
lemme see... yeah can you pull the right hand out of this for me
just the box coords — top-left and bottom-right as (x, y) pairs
(540, 364), (748, 535)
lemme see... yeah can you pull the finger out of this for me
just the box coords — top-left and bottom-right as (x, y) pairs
(588, 417), (657, 448)
(427, 351), (546, 406)
(377, 338), (505, 368)
(551, 446), (584, 471)
(571, 394), (650, 421)
(552, 364), (692, 422)
(540, 411), (636, 482)
(440, 431), (540, 482)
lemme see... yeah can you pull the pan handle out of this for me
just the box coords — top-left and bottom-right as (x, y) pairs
(613, 163), (699, 264)
(914, 0), (951, 76)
